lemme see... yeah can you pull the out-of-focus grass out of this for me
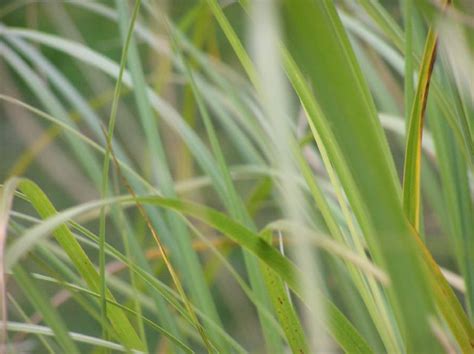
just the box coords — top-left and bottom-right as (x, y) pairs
(0, 0), (473, 353)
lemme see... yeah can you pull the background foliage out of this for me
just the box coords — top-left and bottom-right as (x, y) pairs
(1, 0), (473, 353)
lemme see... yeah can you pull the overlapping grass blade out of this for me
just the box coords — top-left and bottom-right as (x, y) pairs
(352, 0), (474, 166)
(1, 33), (130, 164)
(2, 1), (473, 352)
(4, 321), (141, 353)
(4, 178), (144, 350)
(23, 272), (194, 353)
(5, 186), (372, 353)
(429, 99), (474, 321)
(344, 1), (474, 345)
(7, 293), (56, 354)
(281, 0), (440, 351)
(168, 22), (281, 352)
(402, 24), (439, 230)
(403, 0), (415, 128)
(114, 2), (226, 350)
(12, 266), (79, 354)
(0, 42), (103, 187)
(258, 229), (308, 354)
(99, 0), (142, 343)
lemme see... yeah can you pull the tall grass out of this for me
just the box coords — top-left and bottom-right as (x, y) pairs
(0, 0), (473, 352)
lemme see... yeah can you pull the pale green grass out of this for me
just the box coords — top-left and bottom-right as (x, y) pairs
(1, 0), (473, 353)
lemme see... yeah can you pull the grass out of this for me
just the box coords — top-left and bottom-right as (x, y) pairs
(0, 0), (473, 353)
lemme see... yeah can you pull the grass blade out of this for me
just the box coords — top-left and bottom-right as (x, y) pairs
(13, 265), (79, 354)
(402, 18), (440, 230)
(259, 229), (309, 354)
(4, 321), (140, 353)
(403, 0), (415, 131)
(114, 2), (225, 350)
(5, 188), (372, 353)
(0, 179), (18, 349)
(281, 0), (440, 351)
(6, 178), (145, 350)
(98, 0), (141, 344)
(167, 21), (282, 352)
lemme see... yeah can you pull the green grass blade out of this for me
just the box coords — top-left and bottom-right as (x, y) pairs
(259, 229), (309, 354)
(7, 294), (56, 354)
(114, 2), (225, 349)
(99, 0), (141, 344)
(1, 28), (227, 194)
(26, 272), (195, 354)
(0, 179), (18, 348)
(353, 0), (474, 166)
(13, 265), (80, 354)
(429, 100), (474, 321)
(204, 0), (257, 86)
(402, 25), (438, 231)
(0, 42), (103, 187)
(2, 34), (130, 164)
(6, 189), (372, 353)
(4, 321), (139, 352)
(356, 0), (405, 50)
(6, 178), (145, 351)
(364, 3), (474, 345)
(168, 24), (281, 353)
(403, 0), (415, 130)
(71, 220), (247, 354)
(32, 217), (245, 353)
(281, 1), (441, 351)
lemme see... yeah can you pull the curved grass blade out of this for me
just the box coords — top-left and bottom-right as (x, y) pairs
(5, 188), (373, 354)
(104, 129), (215, 352)
(114, 1), (225, 350)
(26, 272), (194, 354)
(339, 12), (474, 340)
(3, 91), (470, 346)
(429, 100), (474, 321)
(281, 1), (441, 351)
(402, 1), (448, 230)
(12, 266), (79, 354)
(259, 229), (309, 354)
(5, 321), (142, 353)
(24, 219), (245, 353)
(378, 2), (474, 348)
(282, 40), (474, 354)
(353, 0), (474, 167)
(0, 179), (18, 348)
(5, 178), (145, 351)
(167, 22), (281, 352)
(68, 221), (247, 354)
(0, 41), (103, 187)
(7, 293), (55, 354)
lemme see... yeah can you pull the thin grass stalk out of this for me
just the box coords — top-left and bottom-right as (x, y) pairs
(104, 127), (215, 352)
(99, 0), (142, 343)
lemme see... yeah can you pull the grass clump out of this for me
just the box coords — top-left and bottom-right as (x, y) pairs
(1, 0), (473, 352)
